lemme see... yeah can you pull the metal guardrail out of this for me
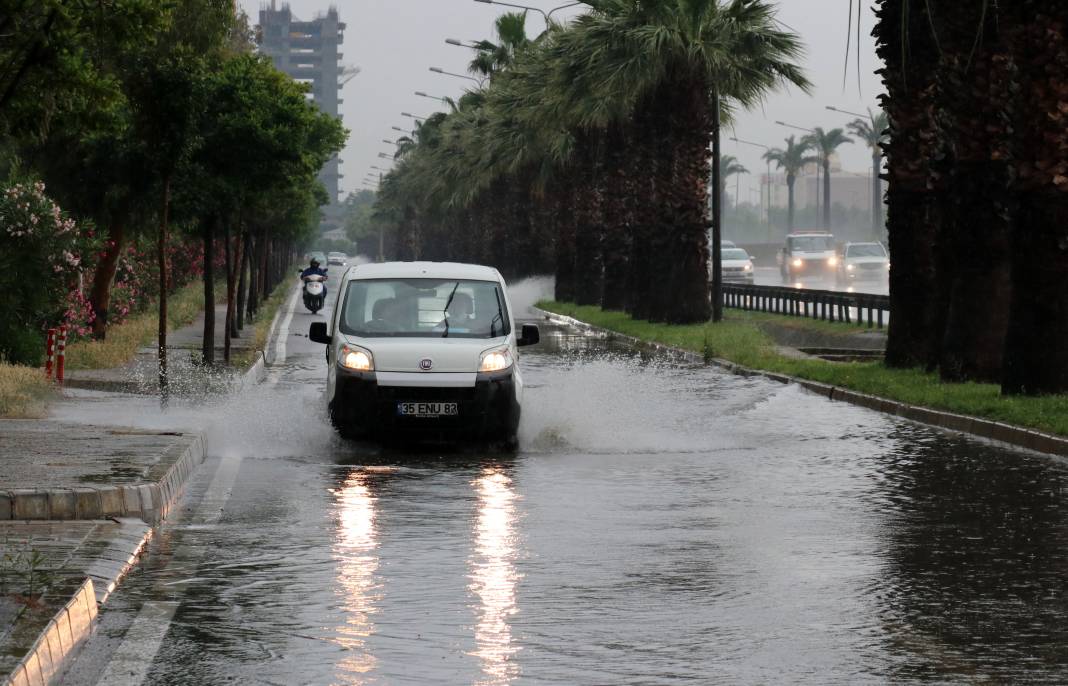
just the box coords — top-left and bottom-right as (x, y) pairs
(721, 284), (891, 328)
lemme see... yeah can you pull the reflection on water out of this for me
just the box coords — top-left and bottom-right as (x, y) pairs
(469, 468), (521, 684)
(333, 470), (381, 680)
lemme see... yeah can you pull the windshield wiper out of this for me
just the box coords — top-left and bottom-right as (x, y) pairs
(441, 282), (460, 338)
(489, 287), (503, 338)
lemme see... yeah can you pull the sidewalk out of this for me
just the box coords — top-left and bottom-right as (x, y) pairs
(64, 304), (253, 394)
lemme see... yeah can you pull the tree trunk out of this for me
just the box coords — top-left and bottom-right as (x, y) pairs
(710, 92), (723, 323)
(229, 231), (243, 341)
(872, 153), (883, 237)
(1002, 7), (1068, 395)
(600, 126), (633, 311)
(553, 186), (577, 303)
(573, 137), (605, 307)
(88, 215), (126, 340)
(786, 175), (796, 233)
(875, 0), (950, 369)
(237, 231), (249, 332)
(201, 215), (215, 365)
(822, 157), (832, 230)
(157, 175), (171, 398)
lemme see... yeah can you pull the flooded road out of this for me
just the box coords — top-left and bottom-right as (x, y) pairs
(59, 284), (1068, 684)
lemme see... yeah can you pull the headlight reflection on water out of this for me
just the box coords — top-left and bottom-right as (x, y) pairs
(333, 471), (381, 680)
(469, 468), (521, 684)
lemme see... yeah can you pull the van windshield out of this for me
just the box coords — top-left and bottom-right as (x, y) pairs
(788, 235), (834, 252)
(339, 278), (510, 339)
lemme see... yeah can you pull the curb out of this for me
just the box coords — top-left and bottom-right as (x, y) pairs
(242, 350), (267, 387)
(1, 432), (207, 524)
(534, 308), (1068, 459)
(3, 579), (96, 686)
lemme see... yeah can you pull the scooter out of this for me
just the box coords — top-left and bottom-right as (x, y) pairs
(302, 273), (327, 314)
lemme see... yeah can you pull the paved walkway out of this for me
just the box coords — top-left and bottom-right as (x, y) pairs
(64, 304), (252, 394)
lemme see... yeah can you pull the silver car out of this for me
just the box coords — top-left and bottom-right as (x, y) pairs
(836, 242), (889, 282)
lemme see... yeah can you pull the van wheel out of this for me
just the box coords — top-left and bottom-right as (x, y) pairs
(329, 402), (361, 440)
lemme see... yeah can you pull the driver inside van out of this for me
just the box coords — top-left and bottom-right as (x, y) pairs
(435, 292), (475, 333)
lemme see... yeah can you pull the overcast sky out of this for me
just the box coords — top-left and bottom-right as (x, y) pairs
(238, 0), (885, 204)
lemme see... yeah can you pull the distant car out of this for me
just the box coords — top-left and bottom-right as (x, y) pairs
(837, 242), (889, 283)
(712, 247), (755, 283)
(327, 252), (348, 266)
(779, 231), (837, 281)
(721, 240), (737, 248)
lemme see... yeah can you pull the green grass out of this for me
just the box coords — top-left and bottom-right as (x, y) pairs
(537, 300), (1068, 438)
(0, 362), (55, 418)
(65, 280), (210, 371)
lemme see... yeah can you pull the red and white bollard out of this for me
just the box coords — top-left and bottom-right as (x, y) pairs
(56, 327), (67, 383)
(45, 328), (56, 380)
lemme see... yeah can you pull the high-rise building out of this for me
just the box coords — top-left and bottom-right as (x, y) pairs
(257, 3), (345, 207)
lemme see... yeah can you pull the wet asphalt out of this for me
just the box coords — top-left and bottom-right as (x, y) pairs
(56, 284), (1068, 685)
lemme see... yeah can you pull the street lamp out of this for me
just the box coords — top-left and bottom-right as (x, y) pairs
(445, 38), (480, 48)
(429, 66), (483, 87)
(377, 153), (393, 159)
(382, 139), (395, 145)
(415, 91), (451, 106)
(371, 165), (389, 171)
(391, 126), (413, 135)
(401, 111), (426, 121)
(825, 105), (869, 118)
(472, 0), (586, 22)
(730, 136), (773, 230)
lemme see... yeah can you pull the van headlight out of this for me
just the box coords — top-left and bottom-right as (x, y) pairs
(339, 344), (374, 371)
(479, 347), (513, 372)
(791, 258), (803, 268)
(827, 256), (838, 267)
(846, 264), (856, 272)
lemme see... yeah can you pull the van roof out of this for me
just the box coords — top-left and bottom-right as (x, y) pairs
(345, 261), (503, 283)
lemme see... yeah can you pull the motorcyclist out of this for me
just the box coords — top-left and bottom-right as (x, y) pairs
(301, 259), (328, 297)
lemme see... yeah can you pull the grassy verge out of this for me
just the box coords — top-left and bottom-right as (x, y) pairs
(0, 362), (56, 418)
(65, 280), (210, 371)
(233, 277), (294, 370)
(537, 300), (1068, 438)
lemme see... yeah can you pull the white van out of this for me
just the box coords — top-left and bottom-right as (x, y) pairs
(308, 262), (539, 445)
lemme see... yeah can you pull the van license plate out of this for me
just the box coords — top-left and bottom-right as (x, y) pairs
(396, 402), (459, 418)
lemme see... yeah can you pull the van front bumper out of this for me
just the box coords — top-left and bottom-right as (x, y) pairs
(329, 367), (520, 440)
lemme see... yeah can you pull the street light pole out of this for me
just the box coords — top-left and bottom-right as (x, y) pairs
(730, 136), (773, 231)
(472, 0), (586, 22)
(429, 66), (483, 87)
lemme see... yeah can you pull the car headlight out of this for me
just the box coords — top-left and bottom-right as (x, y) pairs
(791, 258), (803, 268)
(827, 256), (838, 267)
(846, 264), (855, 271)
(744, 263), (752, 271)
(479, 347), (513, 372)
(339, 344), (374, 371)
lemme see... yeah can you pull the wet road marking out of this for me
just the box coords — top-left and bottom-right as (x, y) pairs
(272, 285), (301, 364)
(93, 456), (244, 684)
(93, 601), (178, 686)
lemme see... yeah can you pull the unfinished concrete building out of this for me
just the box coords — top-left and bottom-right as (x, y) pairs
(257, 3), (346, 207)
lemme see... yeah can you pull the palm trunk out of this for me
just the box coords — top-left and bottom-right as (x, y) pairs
(658, 78), (711, 324)
(1002, 8), (1068, 395)
(710, 92), (723, 323)
(201, 215), (215, 365)
(573, 137), (605, 307)
(600, 126), (633, 311)
(822, 157), (832, 230)
(875, 0), (949, 369)
(871, 153), (883, 236)
(88, 214), (127, 340)
(786, 175), (796, 233)
(553, 184), (577, 303)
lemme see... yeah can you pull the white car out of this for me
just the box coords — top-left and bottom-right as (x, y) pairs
(308, 262), (539, 445)
(327, 252), (348, 266)
(717, 247), (755, 283)
(837, 242), (890, 283)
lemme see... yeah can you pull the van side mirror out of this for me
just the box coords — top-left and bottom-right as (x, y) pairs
(517, 323), (540, 347)
(309, 322), (332, 344)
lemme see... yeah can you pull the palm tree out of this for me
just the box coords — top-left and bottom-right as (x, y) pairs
(717, 154), (749, 210)
(763, 136), (816, 233)
(801, 127), (852, 230)
(847, 109), (888, 235)
(470, 12), (531, 79)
